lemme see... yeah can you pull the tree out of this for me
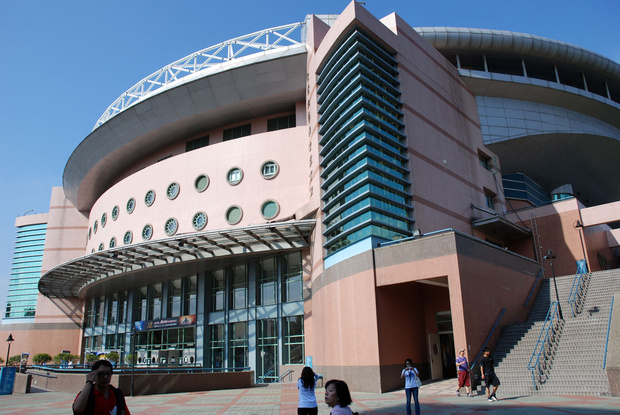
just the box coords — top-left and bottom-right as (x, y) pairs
(8, 355), (21, 366)
(32, 353), (53, 365)
(125, 353), (137, 365)
(106, 351), (120, 365)
(54, 352), (73, 366)
(85, 353), (99, 365)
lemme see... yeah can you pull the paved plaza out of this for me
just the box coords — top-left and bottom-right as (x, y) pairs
(1, 378), (620, 414)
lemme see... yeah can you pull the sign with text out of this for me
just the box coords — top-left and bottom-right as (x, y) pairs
(134, 315), (196, 332)
(0, 367), (16, 395)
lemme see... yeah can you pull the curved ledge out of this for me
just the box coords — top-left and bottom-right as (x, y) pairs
(38, 219), (315, 299)
(415, 27), (620, 81)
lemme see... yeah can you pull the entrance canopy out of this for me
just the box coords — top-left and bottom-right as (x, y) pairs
(38, 220), (315, 299)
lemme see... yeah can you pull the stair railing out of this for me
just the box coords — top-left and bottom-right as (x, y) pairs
(470, 308), (506, 391)
(277, 369), (294, 383)
(256, 369), (274, 384)
(527, 301), (563, 390)
(567, 260), (589, 317)
(603, 296), (615, 370)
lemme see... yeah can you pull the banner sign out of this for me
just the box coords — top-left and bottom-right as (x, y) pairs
(0, 367), (16, 395)
(134, 315), (196, 332)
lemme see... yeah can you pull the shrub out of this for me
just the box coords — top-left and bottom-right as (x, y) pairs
(85, 353), (100, 365)
(32, 353), (53, 365)
(106, 351), (120, 365)
(125, 353), (137, 365)
(8, 355), (21, 366)
(53, 352), (73, 365)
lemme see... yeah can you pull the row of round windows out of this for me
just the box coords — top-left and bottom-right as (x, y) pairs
(90, 200), (281, 252)
(88, 161), (279, 240)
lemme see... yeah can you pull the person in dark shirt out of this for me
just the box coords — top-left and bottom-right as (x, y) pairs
(479, 348), (500, 402)
(72, 359), (130, 415)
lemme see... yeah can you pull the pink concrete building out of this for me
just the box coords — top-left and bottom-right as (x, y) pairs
(2, 2), (619, 393)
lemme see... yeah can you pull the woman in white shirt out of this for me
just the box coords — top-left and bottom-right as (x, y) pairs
(401, 358), (420, 415)
(297, 366), (319, 415)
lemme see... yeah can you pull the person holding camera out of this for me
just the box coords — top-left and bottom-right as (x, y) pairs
(400, 358), (420, 415)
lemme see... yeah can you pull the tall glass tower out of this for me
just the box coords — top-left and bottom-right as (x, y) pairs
(318, 28), (413, 257)
(3, 221), (47, 321)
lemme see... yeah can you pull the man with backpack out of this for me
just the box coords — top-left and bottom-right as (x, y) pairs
(72, 359), (130, 415)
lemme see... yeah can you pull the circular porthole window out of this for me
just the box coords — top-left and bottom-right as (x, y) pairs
(261, 161), (279, 179)
(194, 174), (210, 192)
(93, 220), (98, 234)
(111, 205), (119, 221)
(167, 182), (180, 200)
(98, 243), (104, 251)
(192, 212), (207, 230)
(145, 190), (156, 207)
(88, 228), (92, 240)
(164, 218), (178, 236)
(127, 198), (136, 214)
(109, 237), (117, 248)
(101, 213), (107, 228)
(226, 168), (243, 186)
(260, 200), (280, 219)
(142, 224), (153, 241)
(225, 205), (243, 225)
(123, 231), (133, 245)
(91, 248), (95, 253)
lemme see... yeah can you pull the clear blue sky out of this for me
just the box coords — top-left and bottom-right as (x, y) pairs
(1, 0), (619, 313)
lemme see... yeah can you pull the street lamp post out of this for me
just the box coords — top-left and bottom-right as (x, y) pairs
(131, 328), (137, 397)
(5, 334), (14, 367)
(543, 250), (564, 320)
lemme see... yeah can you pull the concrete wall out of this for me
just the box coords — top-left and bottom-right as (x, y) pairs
(373, 232), (541, 392)
(86, 126), (309, 253)
(28, 370), (254, 396)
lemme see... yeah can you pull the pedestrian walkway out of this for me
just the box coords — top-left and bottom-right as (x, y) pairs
(1, 378), (620, 414)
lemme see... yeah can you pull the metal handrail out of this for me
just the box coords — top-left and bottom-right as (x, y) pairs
(603, 296), (615, 369)
(523, 268), (544, 308)
(277, 369), (294, 383)
(470, 307), (506, 389)
(94, 22), (305, 130)
(256, 370), (274, 384)
(527, 301), (562, 390)
(567, 260), (589, 317)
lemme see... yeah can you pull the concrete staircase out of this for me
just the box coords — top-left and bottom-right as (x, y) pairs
(488, 268), (620, 396)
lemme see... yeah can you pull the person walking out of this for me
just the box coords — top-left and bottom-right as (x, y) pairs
(72, 359), (130, 415)
(480, 348), (501, 402)
(455, 348), (472, 397)
(400, 358), (421, 415)
(297, 366), (319, 415)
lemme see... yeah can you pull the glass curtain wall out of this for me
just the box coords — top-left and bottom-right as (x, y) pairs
(318, 29), (413, 255)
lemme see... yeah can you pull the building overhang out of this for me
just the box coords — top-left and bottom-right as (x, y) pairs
(38, 220), (315, 299)
(472, 215), (531, 242)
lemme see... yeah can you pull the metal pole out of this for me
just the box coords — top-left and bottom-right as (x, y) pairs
(131, 329), (136, 397)
(550, 260), (564, 320)
(5, 342), (10, 367)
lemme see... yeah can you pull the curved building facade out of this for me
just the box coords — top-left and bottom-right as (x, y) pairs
(2, 2), (620, 393)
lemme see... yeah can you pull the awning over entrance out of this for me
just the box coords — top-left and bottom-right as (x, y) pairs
(38, 220), (315, 299)
(472, 215), (531, 242)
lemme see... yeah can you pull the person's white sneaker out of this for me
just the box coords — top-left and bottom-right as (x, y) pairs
(488, 396), (493, 402)
(491, 394), (498, 401)
(456, 390), (460, 397)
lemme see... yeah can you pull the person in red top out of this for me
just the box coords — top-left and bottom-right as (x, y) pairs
(73, 359), (130, 415)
